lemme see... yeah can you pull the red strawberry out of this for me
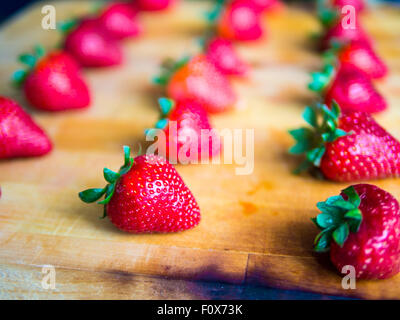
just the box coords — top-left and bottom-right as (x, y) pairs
(312, 184), (400, 279)
(309, 63), (387, 113)
(97, 2), (143, 40)
(64, 18), (123, 67)
(147, 98), (221, 163)
(12, 47), (90, 111)
(335, 41), (388, 79)
(205, 37), (249, 76)
(289, 102), (400, 182)
(321, 19), (372, 51)
(0, 96), (52, 158)
(250, 0), (283, 13)
(217, 0), (264, 42)
(155, 55), (237, 114)
(134, 0), (175, 11)
(332, 0), (365, 13)
(79, 146), (201, 233)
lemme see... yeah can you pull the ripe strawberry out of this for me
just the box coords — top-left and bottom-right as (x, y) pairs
(332, 0), (365, 13)
(79, 146), (201, 233)
(328, 41), (388, 80)
(63, 18), (123, 67)
(321, 20), (372, 51)
(217, 0), (264, 42)
(134, 0), (175, 11)
(312, 184), (400, 279)
(309, 63), (387, 113)
(154, 55), (237, 114)
(146, 98), (221, 163)
(250, 0), (283, 13)
(0, 96), (52, 158)
(205, 37), (249, 76)
(12, 46), (91, 111)
(289, 102), (400, 182)
(97, 2), (143, 40)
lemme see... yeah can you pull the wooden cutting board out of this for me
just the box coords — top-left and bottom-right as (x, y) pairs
(1, 0), (400, 299)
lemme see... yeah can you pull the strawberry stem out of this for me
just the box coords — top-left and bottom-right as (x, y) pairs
(152, 56), (190, 86)
(11, 45), (46, 87)
(312, 186), (363, 252)
(308, 64), (335, 94)
(317, 0), (339, 28)
(288, 101), (351, 174)
(79, 146), (135, 218)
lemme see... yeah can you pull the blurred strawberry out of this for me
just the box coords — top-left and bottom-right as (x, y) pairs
(97, 2), (143, 40)
(134, 0), (175, 11)
(332, 0), (365, 13)
(154, 55), (237, 114)
(0, 96), (52, 158)
(321, 19), (372, 50)
(147, 98), (221, 163)
(333, 41), (388, 79)
(217, 0), (264, 42)
(12, 46), (91, 111)
(250, 0), (283, 13)
(205, 37), (248, 76)
(63, 18), (123, 67)
(309, 63), (386, 113)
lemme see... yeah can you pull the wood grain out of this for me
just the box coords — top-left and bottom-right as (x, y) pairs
(1, 0), (400, 299)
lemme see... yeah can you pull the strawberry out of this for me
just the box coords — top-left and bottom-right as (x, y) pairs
(146, 98), (221, 164)
(321, 19), (372, 51)
(312, 184), (400, 279)
(12, 46), (91, 111)
(332, 0), (365, 13)
(309, 63), (387, 113)
(79, 146), (201, 233)
(217, 0), (264, 42)
(154, 55), (237, 114)
(289, 102), (400, 182)
(205, 37), (249, 76)
(63, 18), (123, 67)
(134, 0), (175, 11)
(0, 96), (52, 158)
(325, 41), (388, 80)
(97, 2), (143, 40)
(249, 0), (282, 13)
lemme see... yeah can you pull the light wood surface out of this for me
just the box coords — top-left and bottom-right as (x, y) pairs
(1, 0), (400, 299)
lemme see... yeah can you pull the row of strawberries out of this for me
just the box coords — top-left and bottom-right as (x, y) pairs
(79, 0), (280, 231)
(0, 1), (277, 227)
(1, 0), (175, 159)
(289, 0), (400, 280)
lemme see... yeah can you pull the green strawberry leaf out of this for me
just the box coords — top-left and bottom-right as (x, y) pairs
(103, 168), (120, 184)
(312, 187), (363, 253)
(332, 223), (349, 247)
(79, 146), (136, 216)
(79, 188), (106, 203)
(158, 97), (175, 116)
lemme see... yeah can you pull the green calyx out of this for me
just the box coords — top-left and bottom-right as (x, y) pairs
(57, 18), (79, 35)
(204, 0), (226, 23)
(312, 186), (363, 252)
(144, 97), (175, 137)
(11, 45), (46, 87)
(308, 64), (335, 93)
(288, 101), (351, 173)
(317, 0), (339, 28)
(322, 41), (345, 67)
(152, 56), (190, 86)
(78, 145), (135, 218)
